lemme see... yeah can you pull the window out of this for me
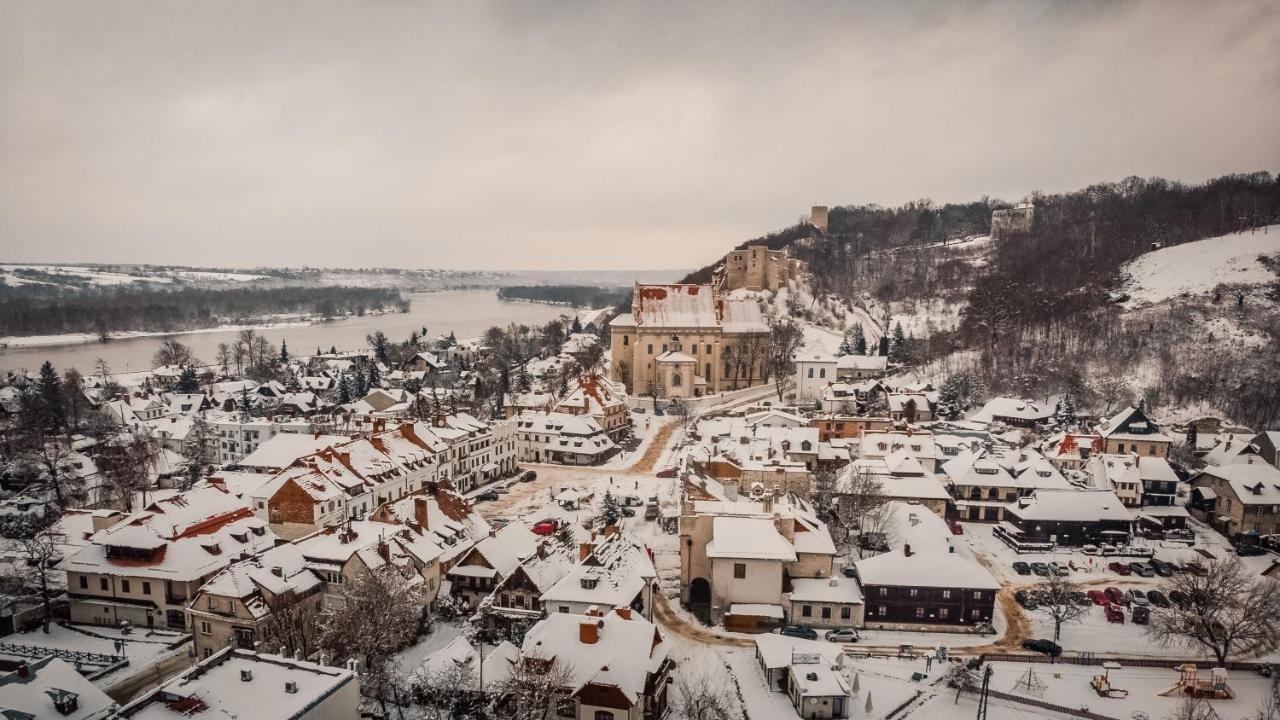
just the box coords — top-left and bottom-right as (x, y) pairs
(199, 621), (212, 635)
(908, 588), (918, 597)
(100, 578), (108, 592)
(808, 368), (814, 378)
(79, 576), (87, 589)
(915, 607), (926, 618)
(594, 711), (615, 720)
(705, 344), (712, 354)
(802, 605), (812, 617)
(121, 579), (131, 593)
(733, 563), (746, 579)
(971, 609), (981, 619)
(672, 373), (682, 387)
(692, 345), (698, 354)
(622, 336), (629, 346)
(661, 344), (668, 353)
(939, 608), (950, 618)
(819, 368), (826, 379)
(841, 607), (851, 619)
(559, 606), (569, 613)
(821, 607), (831, 619)
(941, 590), (951, 599)
(208, 597), (217, 610)
(647, 344), (653, 354)
(878, 587), (887, 596)
(877, 604), (887, 615)
(973, 591), (982, 599)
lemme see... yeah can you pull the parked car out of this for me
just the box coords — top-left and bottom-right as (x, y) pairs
(621, 506), (636, 518)
(1168, 589), (1190, 607)
(519, 470), (538, 483)
(1049, 562), (1069, 577)
(1100, 544), (1120, 556)
(825, 628), (860, 643)
(1147, 590), (1171, 608)
(841, 566), (859, 579)
(1237, 544), (1268, 557)
(1082, 544), (1100, 555)
(656, 467), (678, 479)
(1021, 639), (1063, 657)
(1030, 562), (1051, 576)
(1015, 590), (1038, 610)
(780, 625), (818, 640)
(1181, 562), (1209, 576)
(1012, 561), (1031, 576)
(1108, 562), (1132, 576)
(621, 495), (644, 507)
(532, 521), (557, 536)
(1132, 606), (1150, 625)
(1126, 589), (1150, 606)
(475, 491), (501, 502)
(1105, 587), (1128, 605)
(1087, 589), (1111, 606)
(1150, 559), (1174, 576)
(1129, 561), (1155, 577)
(1105, 605), (1126, 623)
(948, 520), (964, 536)
(1071, 592), (1092, 606)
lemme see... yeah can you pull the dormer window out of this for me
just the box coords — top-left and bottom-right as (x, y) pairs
(580, 577), (597, 590)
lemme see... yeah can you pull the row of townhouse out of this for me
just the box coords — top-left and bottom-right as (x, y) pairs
(513, 410), (617, 465)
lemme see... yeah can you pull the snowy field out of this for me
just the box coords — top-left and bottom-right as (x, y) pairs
(1121, 226), (1280, 307)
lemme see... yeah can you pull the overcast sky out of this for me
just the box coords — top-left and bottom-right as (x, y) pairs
(1, 1), (1278, 271)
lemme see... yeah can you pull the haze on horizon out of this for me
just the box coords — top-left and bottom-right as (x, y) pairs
(1, 0), (1278, 272)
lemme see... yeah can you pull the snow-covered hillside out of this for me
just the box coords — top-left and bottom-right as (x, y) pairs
(1120, 226), (1280, 307)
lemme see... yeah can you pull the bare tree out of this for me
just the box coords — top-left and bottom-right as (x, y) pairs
(673, 669), (742, 720)
(1034, 573), (1087, 642)
(1165, 696), (1220, 720)
(1091, 375), (1133, 416)
(493, 655), (575, 720)
(153, 339), (196, 368)
(408, 658), (488, 720)
(766, 316), (804, 401)
(319, 567), (428, 711)
(257, 592), (321, 658)
(20, 431), (81, 509)
(215, 343), (232, 377)
(833, 465), (890, 557)
(180, 415), (215, 491)
(942, 661), (980, 704)
(0, 517), (64, 633)
(96, 434), (155, 511)
(1147, 558), (1280, 665)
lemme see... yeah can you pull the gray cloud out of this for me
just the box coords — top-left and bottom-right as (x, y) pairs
(1, 0), (1278, 270)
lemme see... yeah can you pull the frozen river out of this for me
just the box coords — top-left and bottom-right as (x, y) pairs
(0, 290), (567, 374)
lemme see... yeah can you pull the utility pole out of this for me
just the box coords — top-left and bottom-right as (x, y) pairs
(976, 665), (993, 720)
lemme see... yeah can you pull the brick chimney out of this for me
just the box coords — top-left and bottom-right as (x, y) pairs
(773, 513), (794, 543)
(579, 621), (599, 645)
(414, 497), (430, 531)
(615, 607), (632, 620)
(579, 542), (595, 561)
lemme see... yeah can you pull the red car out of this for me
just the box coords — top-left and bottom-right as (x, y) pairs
(1108, 562), (1132, 576)
(948, 520), (964, 536)
(1105, 587), (1129, 605)
(1086, 589), (1111, 606)
(532, 521), (557, 536)
(1105, 605), (1125, 623)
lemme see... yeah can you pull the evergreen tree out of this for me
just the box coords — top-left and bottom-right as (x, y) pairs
(837, 328), (856, 355)
(329, 345), (337, 355)
(279, 340), (289, 365)
(877, 335), (890, 356)
(889, 322), (908, 362)
(513, 362), (531, 393)
(367, 331), (389, 364)
(367, 362), (381, 389)
(570, 316), (583, 334)
(284, 371), (302, 393)
(937, 377), (961, 421)
(36, 362), (66, 434)
(175, 366), (200, 394)
(337, 374), (352, 404)
(853, 324), (867, 355)
(239, 386), (255, 421)
(447, 330), (456, 345)
(601, 491), (621, 527)
(350, 369), (367, 398)
(1056, 393), (1078, 429)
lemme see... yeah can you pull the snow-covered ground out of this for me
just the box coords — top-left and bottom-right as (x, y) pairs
(0, 264), (173, 287)
(1121, 226), (1280, 307)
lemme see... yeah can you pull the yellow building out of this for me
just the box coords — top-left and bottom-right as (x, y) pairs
(716, 244), (808, 293)
(609, 284), (769, 398)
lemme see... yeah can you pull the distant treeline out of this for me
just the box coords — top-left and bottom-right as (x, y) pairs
(498, 285), (629, 308)
(0, 285), (407, 337)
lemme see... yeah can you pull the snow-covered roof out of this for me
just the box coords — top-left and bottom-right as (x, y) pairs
(238, 433), (350, 471)
(754, 634), (842, 670)
(541, 532), (656, 608)
(120, 648), (355, 719)
(1011, 488), (1133, 522)
(1195, 462), (1280, 505)
(968, 397), (1054, 424)
(855, 548), (999, 590)
(788, 575), (864, 605)
(520, 608), (668, 707)
(0, 656), (115, 720)
(706, 517), (797, 561)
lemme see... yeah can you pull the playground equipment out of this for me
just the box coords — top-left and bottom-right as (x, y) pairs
(1011, 667), (1049, 698)
(1091, 661), (1130, 699)
(1159, 664), (1235, 700)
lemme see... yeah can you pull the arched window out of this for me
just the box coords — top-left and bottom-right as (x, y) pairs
(672, 373), (682, 387)
(622, 335), (629, 346)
